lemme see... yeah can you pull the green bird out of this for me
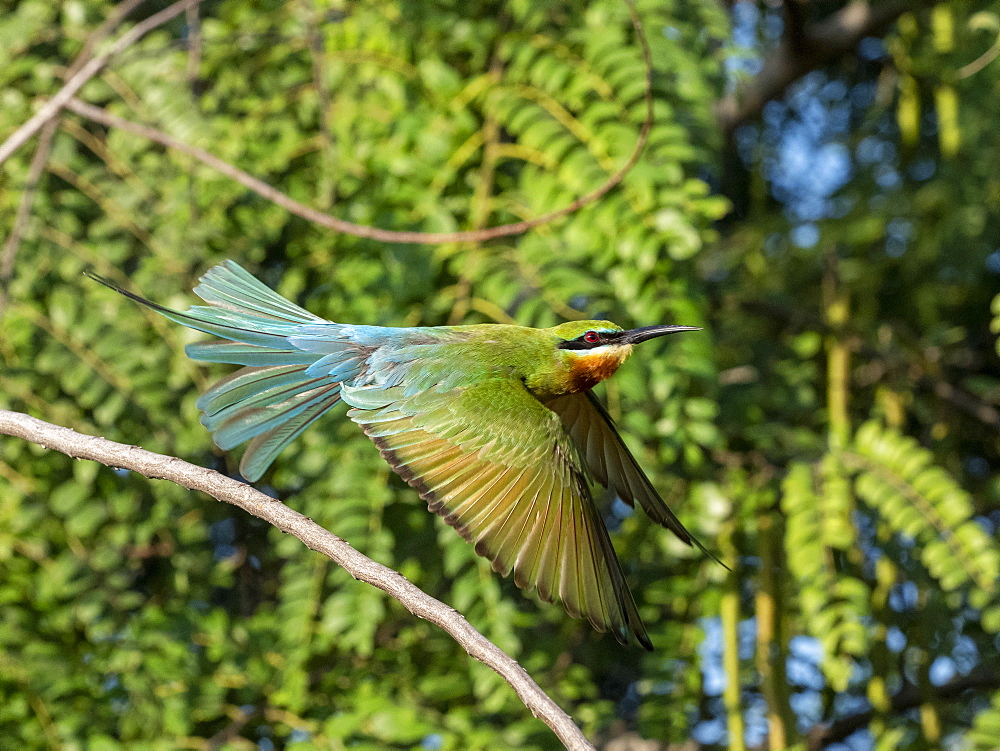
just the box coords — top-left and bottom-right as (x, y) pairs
(88, 261), (712, 649)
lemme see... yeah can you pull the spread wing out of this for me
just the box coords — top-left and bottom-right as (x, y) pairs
(341, 379), (652, 649)
(547, 390), (716, 559)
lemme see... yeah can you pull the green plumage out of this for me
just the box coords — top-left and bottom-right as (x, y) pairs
(89, 261), (710, 649)
(343, 381), (648, 646)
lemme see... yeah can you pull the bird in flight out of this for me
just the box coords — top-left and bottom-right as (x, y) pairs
(88, 261), (713, 649)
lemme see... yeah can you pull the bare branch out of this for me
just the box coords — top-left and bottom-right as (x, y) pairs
(74, 0), (150, 69)
(0, 409), (595, 751)
(807, 669), (1000, 748)
(783, 0), (810, 59)
(0, 0), (204, 166)
(207, 704), (262, 750)
(923, 377), (1000, 430)
(716, 0), (931, 134)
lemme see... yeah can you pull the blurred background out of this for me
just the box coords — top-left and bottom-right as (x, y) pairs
(1, 0), (999, 749)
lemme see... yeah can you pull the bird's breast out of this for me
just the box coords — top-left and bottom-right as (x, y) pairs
(565, 345), (632, 393)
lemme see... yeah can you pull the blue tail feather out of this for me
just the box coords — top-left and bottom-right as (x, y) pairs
(86, 263), (365, 478)
(193, 261), (321, 323)
(199, 368), (325, 426)
(240, 383), (342, 481)
(185, 341), (318, 366)
(213, 382), (340, 451)
(204, 374), (330, 437)
(197, 365), (311, 415)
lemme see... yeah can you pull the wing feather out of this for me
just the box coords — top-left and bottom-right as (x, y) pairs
(548, 390), (716, 560)
(431, 463), (507, 509)
(489, 471), (550, 576)
(343, 381), (651, 648)
(476, 470), (548, 564)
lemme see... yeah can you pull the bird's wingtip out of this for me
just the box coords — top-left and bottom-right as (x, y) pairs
(691, 536), (729, 571)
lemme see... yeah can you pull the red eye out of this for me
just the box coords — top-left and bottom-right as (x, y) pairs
(583, 330), (600, 343)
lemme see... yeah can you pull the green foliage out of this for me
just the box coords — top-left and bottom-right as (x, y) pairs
(969, 690), (1000, 750)
(852, 421), (1000, 600)
(781, 418), (1000, 699)
(781, 459), (868, 691)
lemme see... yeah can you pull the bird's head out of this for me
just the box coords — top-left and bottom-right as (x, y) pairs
(548, 320), (700, 393)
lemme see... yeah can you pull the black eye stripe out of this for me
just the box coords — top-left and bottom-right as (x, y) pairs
(557, 330), (623, 350)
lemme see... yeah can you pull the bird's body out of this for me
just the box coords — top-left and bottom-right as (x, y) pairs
(89, 261), (709, 649)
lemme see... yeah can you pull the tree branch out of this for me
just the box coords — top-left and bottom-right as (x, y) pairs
(0, 409), (595, 751)
(0, 0), (203, 166)
(716, 0), (930, 134)
(807, 669), (1000, 749)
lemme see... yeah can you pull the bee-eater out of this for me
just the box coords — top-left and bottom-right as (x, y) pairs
(88, 261), (711, 649)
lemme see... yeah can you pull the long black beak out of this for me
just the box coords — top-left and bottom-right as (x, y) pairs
(620, 324), (701, 345)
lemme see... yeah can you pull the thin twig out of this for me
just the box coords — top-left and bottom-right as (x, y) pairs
(0, 121), (56, 312)
(207, 704), (262, 749)
(923, 376), (1000, 430)
(63, 0), (653, 245)
(306, 0), (336, 208)
(0, 0), (203, 166)
(75, 0), (150, 67)
(0, 409), (595, 751)
(185, 1), (202, 89)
